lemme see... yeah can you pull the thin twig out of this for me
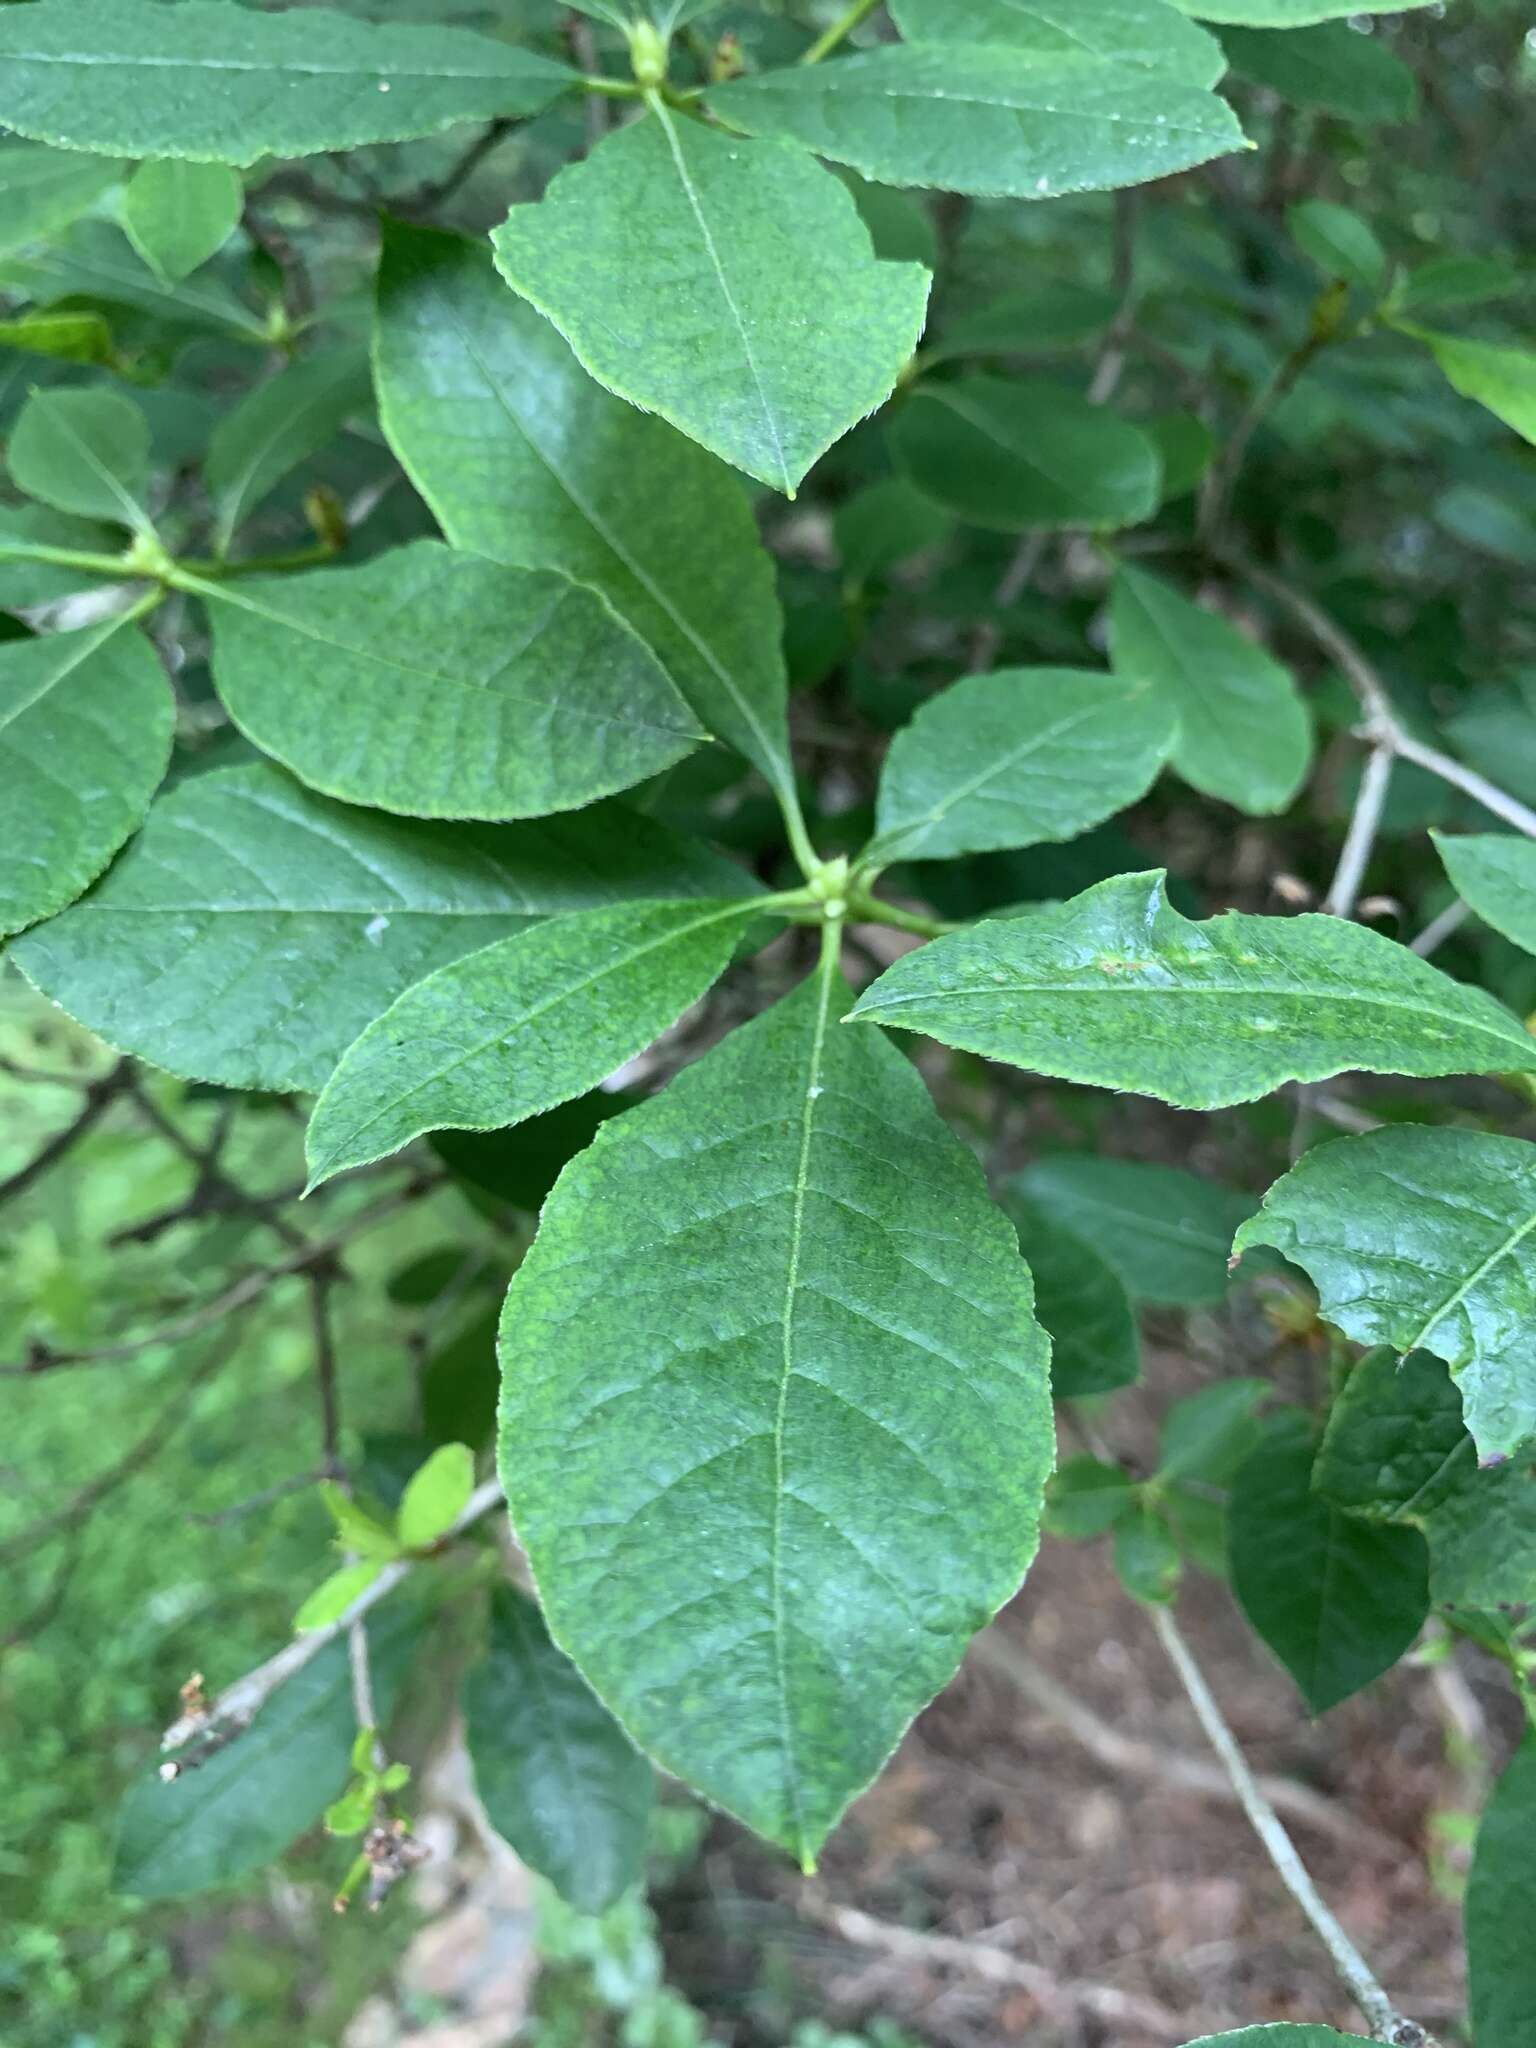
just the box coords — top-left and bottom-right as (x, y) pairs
(1323, 743), (1395, 919)
(191, 1464), (332, 1528)
(1411, 899), (1472, 958)
(0, 1061), (129, 1210)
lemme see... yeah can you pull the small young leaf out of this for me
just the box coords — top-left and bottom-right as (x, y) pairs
(122, 159), (242, 282)
(294, 1559), (385, 1633)
(464, 1586), (654, 1915)
(0, 309), (115, 365)
(1224, 25), (1416, 126)
(889, 0), (1226, 84)
(320, 1482), (402, 1562)
(205, 348), (370, 555)
(1402, 325), (1536, 447)
(846, 871), (1536, 1109)
(396, 1443), (475, 1550)
(1003, 1192), (1140, 1397)
(1467, 1733), (1536, 2048)
(1045, 1455), (1136, 1539)
(1156, 1381), (1268, 1486)
(324, 1782), (376, 1838)
(7, 385), (152, 530)
(1114, 1506), (1182, 1604)
(1432, 830), (1536, 956)
(1288, 198), (1388, 293)
(0, 143), (124, 259)
(1011, 1156), (1257, 1307)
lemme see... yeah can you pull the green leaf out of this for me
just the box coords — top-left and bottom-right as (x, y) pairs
(374, 222), (795, 802)
(464, 1586), (654, 1915)
(0, 308), (115, 366)
(205, 348), (370, 556)
(1011, 1156), (1256, 1306)
(1315, 1349), (1536, 1615)
(0, 143), (124, 258)
(204, 540), (703, 821)
(869, 666), (1175, 864)
(1398, 256), (1523, 314)
(0, 616), (173, 939)
(319, 1482), (402, 1562)
(112, 1605), (416, 1897)
(497, 951), (1055, 1864)
(397, 1442), (475, 1549)
(323, 1783), (376, 1838)
(122, 159), (242, 283)
(1287, 199), (1388, 294)
(305, 896), (765, 1185)
(4, 216), (269, 343)
(923, 283), (1121, 365)
(1169, 0), (1433, 22)
(1177, 2031), (1370, 2047)
(1401, 324), (1536, 446)
(1222, 24), (1415, 125)
(0, 503), (120, 608)
(1157, 1381), (1268, 1486)
(707, 49), (1245, 200)
(1467, 1733), (1536, 2048)
(1002, 1191), (1140, 1397)
(847, 871), (1536, 1108)
(294, 1559), (385, 1633)
(1044, 1455), (1135, 1538)
(7, 385), (151, 530)
(1234, 1126), (1536, 1463)
(1114, 1505), (1182, 1603)
(1228, 1425), (1428, 1712)
(490, 106), (930, 496)
(892, 378), (1161, 533)
(12, 762), (751, 1093)
(833, 477), (952, 584)
(1110, 566), (1312, 814)
(889, 0), (1226, 84)
(1433, 831), (1536, 956)
(0, 0), (577, 166)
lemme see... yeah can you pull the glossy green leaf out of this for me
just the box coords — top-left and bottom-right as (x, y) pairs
(1288, 199), (1388, 293)
(1114, 1505), (1182, 1603)
(7, 385), (151, 530)
(1402, 325), (1536, 446)
(1467, 1733), (1536, 2048)
(1222, 24), (1415, 124)
(1157, 1381), (1269, 1485)
(870, 666), (1175, 864)
(848, 871), (1536, 1108)
(204, 540), (703, 821)
(1234, 1126), (1536, 1462)
(305, 896), (764, 1185)
(464, 1586), (654, 1915)
(498, 953), (1055, 1863)
(491, 106), (930, 495)
(374, 222), (795, 801)
(889, 0), (1226, 83)
(0, 616), (173, 939)
(1229, 1426), (1428, 1712)
(1110, 565), (1312, 814)
(1432, 831), (1536, 956)
(12, 762), (751, 1093)
(122, 159), (242, 283)
(1315, 1349), (1536, 1615)
(205, 349), (371, 556)
(708, 49), (1244, 200)
(0, 143), (123, 258)
(1011, 1155), (1256, 1306)
(293, 1559), (384, 1633)
(1003, 1191), (1140, 1397)
(0, 0), (577, 166)
(1169, 0), (1433, 22)
(1044, 1454), (1135, 1538)
(892, 378), (1161, 533)
(397, 1443), (475, 1549)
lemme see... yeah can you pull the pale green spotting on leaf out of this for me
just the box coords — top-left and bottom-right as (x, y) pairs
(1223, 24), (1416, 125)
(1402, 324), (1536, 446)
(848, 872), (1536, 1108)
(1110, 565), (1311, 814)
(892, 378), (1161, 533)
(1234, 1125), (1536, 1463)
(869, 666), (1175, 864)
(7, 384), (152, 529)
(1467, 1733), (1536, 2048)
(491, 105), (930, 495)
(889, 0), (1226, 84)
(1229, 1423), (1428, 1712)
(205, 348), (371, 556)
(1169, 0), (1433, 23)
(397, 1443), (475, 1549)
(464, 1586), (654, 1915)
(0, 143), (123, 258)
(497, 952), (1055, 1865)
(0, 0), (577, 166)
(293, 1559), (384, 1634)
(1011, 1155), (1257, 1306)
(708, 48), (1244, 200)
(204, 540), (703, 821)
(1003, 1191), (1140, 1397)
(374, 222), (795, 802)
(12, 762), (752, 1094)
(305, 896), (766, 1186)
(122, 158), (242, 282)
(1433, 831), (1536, 956)
(0, 616), (173, 939)
(1287, 198), (1388, 293)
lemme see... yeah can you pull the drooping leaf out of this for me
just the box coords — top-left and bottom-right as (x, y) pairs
(1288, 199), (1388, 294)
(396, 1443), (475, 1549)
(7, 385), (152, 530)
(1401, 325), (1536, 446)
(869, 666), (1175, 864)
(847, 871), (1536, 1108)
(892, 378), (1161, 532)
(374, 222), (795, 802)
(1011, 1155), (1257, 1306)
(1234, 1126), (1536, 1463)
(1110, 566), (1311, 814)
(1222, 24), (1416, 124)
(1169, 0), (1433, 22)
(888, 0), (1226, 84)
(1228, 1424), (1428, 1713)
(1432, 831), (1536, 957)
(203, 540), (703, 821)
(491, 106), (931, 495)
(12, 762), (752, 1093)
(0, 142), (124, 258)
(305, 896), (767, 1185)
(122, 158), (242, 283)
(1467, 1733), (1536, 2048)
(0, 0), (577, 166)
(498, 953), (1055, 1863)
(707, 49), (1245, 200)
(205, 348), (371, 556)
(0, 615), (173, 938)
(464, 1586), (654, 1915)
(1003, 1191), (1140, 1397)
